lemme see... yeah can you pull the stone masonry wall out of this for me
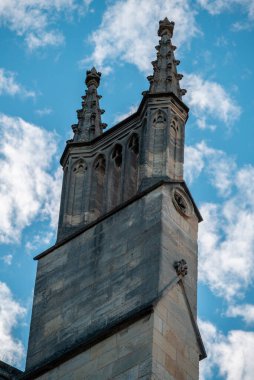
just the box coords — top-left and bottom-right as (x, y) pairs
(152, 285), (200, 380)
(37, 314), (154, 380)
(26, 187), (163, 372)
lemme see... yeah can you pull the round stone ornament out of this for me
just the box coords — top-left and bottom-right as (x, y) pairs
(172, 188), (193, 217)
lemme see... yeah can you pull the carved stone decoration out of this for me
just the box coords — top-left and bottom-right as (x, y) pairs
(153, 110), (166, 129)
(174, 259), (188, 277)
(172, 188), (193, 217)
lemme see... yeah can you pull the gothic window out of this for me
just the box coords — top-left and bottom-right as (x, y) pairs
(108, 144), (122, 210)
(67, 159), (87, 224)
(89, 154), (106, 219)
(128, 133), (139, 154)
(170, 119), (178, 163)
(111, 144), (122, 168)
(139, 118), (147, 166)
(124, 134), (139, 201)
(152, 109), (167, 176)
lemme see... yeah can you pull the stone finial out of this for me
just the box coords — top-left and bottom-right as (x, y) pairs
(158, 17), (174, 38)
(147, 19), (186, 99)
(85, 67), (101, 89)
(174, 259), (188, 277)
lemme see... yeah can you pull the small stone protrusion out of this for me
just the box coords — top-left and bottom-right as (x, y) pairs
(174, 259), (188, 277)
(176, 74), (183, 80)
(72, 124), (79, 133)
(147, 75), (154, 83)
(76, 109), (83, 119)
(180, 89), (187, 96)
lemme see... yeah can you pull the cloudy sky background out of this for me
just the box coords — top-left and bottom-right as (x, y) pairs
(0, 1), (254, 378)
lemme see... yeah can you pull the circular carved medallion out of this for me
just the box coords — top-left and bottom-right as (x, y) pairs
(172, 188), (192, 217)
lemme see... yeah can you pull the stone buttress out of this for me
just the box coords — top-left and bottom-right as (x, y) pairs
(22, 18), (206, 380)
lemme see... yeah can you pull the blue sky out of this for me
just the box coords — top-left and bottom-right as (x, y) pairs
(0, 0), (254, 378)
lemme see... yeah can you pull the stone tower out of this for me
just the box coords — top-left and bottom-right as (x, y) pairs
(21, 18), (206, 380)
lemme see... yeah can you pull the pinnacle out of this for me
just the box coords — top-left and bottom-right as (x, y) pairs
(71, 67), (105, 142)
(147, 19), (186, 100)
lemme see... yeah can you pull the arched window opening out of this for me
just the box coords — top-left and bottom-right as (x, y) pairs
(152, 110), (167, 176)
(111, 144), (122, 168)
(170, 119), (178, 162)
(90, 155), (106, 219)
(67, 158), (87, 225)
(128, 133), (139, 154)
(108, 144), (122, 210)
(139, 118), (147, 166)
(124, 134), (139, 200)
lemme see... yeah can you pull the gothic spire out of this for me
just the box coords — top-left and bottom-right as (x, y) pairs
(72, 67), (107, 142)
(147, 18), (186, 99)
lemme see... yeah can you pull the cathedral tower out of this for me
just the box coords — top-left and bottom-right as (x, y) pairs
(22, 18), (206, 380)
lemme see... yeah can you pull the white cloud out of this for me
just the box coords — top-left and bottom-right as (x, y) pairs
(0, 282), (26, 366)
(185, 141), (236, 196)
(199, 319), (254, 380)
(185, 143), (254, 300)
(183, 74), (241, 129)
(0, 0), (92, 50)
(35, 107), (53, 117)
(0, 68), (36, 98)
(25, 231), (55, 253)
(199, 173), (254, 299)
(114, 104), (138, 124)
(41, 166), (63, 229)
(84, 0), (199, 73)
(226, 304), (254, 325)
(185, 142), (254, 300)
(1, 254), (13, 265)
(0, 113), (61, 243)
(198, 0), (254, 19)
(25, 30), (65, 50)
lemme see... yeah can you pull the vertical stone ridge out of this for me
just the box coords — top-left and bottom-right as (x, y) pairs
(72, 67), (107, 142)
(148, 18), (187, 99)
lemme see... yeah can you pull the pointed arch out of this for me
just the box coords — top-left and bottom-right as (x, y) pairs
(66, 158), (87, 225)
(124, 133), (139, 201)
(169, 117), (183, 179)
(140, 118), (147, 166)
(151, 109), (167, 176)
(89, 154), (106, 220)
(170, 118), (178, 163)
(107, 144), (122, 210)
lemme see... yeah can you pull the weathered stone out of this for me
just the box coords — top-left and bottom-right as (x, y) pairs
(17, 18), (206, 380)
